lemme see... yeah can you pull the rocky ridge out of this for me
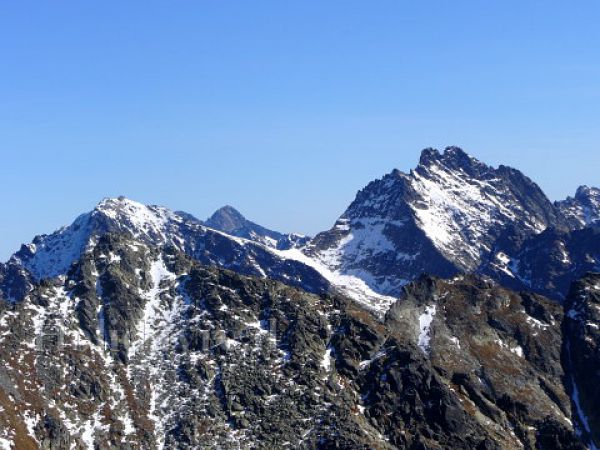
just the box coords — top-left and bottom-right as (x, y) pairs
(557, 186), (600, 229)
(0, 197), (394, 312)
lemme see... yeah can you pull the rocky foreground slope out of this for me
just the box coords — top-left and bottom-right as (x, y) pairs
(0, 234), (598, 449)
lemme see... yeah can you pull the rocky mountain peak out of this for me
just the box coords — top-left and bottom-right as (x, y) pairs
(573, 185), (600, 216)
(418, 146), (475, 166)
(204, 205), (310, 250)
(205, 205), (250, 234)
(92, 196), (179, 234)
(2, 197), (336, 306)
(416, 146), (493, 180)
(417, 147), (442, 166)
(308, 147), (567, 299)
(556, 185), (600, 228)
(5, 197), (204, 283)
(575, 185), (600, 198)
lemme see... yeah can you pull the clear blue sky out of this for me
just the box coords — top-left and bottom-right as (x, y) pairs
(1, 2), (599, 260)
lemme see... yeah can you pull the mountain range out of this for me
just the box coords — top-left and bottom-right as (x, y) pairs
(0, 147), (599, 449)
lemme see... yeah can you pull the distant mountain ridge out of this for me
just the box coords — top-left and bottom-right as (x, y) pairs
(205, 205), (309, 250)
(0, 197), (327, 302)
(2, 147), (600, 307)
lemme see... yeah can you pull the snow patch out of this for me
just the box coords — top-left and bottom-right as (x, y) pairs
(320, 347), (333, 372)
(417, 305), (437, 353)
(271, 247), (397, 313)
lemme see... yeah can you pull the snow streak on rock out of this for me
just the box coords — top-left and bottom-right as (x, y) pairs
(417, 305), (436, 354)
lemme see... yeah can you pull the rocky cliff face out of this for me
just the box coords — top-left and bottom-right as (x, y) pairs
(564, 273), (600, 447)
(386, 279), (591, 449)
(482, 225), (600, 301)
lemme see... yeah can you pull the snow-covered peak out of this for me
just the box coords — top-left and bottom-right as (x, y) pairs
(8, 197), (200, 281)
(408, 147), (556, 268)
(308, 147), (566, 297)
(557, 185), (600, 228)
(92, 196), (180, 244)
(9, 211), (96, 281)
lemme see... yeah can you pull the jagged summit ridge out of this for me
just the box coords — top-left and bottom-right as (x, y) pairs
(408, 146), (564, 267)
(557, 185), (600, 228)
(417, 146), (483, 173)
(3, 148), (600, 308)
(307, 146), (568, 297)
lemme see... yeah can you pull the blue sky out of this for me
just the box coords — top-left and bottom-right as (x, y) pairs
(1, 2), (599, 259)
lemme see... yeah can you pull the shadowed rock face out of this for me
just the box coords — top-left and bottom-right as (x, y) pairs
(0, 233), (594, 449)
(564, 273), (600, 446)
(205, 206), (270, 238)
(482, 225), (600, 302)
(378, 275), (581, 449)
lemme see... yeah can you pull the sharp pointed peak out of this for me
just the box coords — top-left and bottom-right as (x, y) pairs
(208, 205), (246, 221)
(418, 147), (441, 166)
(205, 205), (249, 232)
(418, 146), (477, 167)
(213, 204), (244, 215)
